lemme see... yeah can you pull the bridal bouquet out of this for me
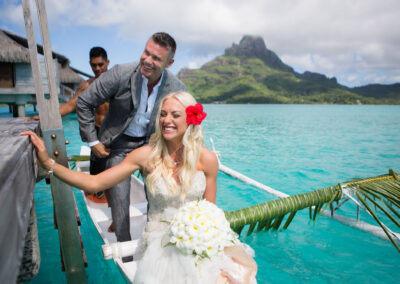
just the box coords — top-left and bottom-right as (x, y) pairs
(166, 199), (238, 260)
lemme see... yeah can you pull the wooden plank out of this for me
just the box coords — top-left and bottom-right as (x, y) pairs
(35, 0), (62, 131)
(21, 0), (61, 131)
(51, 177), (87, 283)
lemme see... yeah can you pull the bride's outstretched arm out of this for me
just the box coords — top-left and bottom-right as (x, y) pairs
(200, 148), (219, 204)
(21, 131), (146, 193)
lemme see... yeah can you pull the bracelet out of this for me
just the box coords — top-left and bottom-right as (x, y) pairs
(48, 158), (55, 175)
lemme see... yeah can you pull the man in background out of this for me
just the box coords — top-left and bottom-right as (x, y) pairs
(25, 47), (109, 124)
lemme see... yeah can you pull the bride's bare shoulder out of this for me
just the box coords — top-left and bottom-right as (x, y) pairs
(125, 145), (153, 165)
(127, 144), (153, 155)
(139, 145), (154, 155)
(198, 147), (218, 171)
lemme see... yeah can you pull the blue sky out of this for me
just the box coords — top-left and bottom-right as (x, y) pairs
(1, 0), (399, 87)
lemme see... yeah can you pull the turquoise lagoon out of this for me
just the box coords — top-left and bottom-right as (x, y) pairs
(1, 104), (399, 283)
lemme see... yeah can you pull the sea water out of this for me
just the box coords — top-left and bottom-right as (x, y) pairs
(2, 104), (399, 283)
(204, 105), (400, 283)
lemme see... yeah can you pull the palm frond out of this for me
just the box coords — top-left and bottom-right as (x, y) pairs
(341, 170), (400, 252)
(225, 184), (341, 234)
(69, 155), (90, 162)
(225, 169), (400, 252)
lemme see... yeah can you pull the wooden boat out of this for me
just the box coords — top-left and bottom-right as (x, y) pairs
(75, 146), (147, 283)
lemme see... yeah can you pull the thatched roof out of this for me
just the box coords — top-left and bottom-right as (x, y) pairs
(0, 30), (30, 63)
(1, 29), (70, 66)
(58, 63), (83, 84)
(0, 29), (87, 83)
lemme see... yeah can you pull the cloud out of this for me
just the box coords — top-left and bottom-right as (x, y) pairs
(0, 1), (24, 27)
(1, 0), (399, 86)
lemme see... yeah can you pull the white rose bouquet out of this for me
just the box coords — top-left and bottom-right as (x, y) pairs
(165, 199), (238, 261)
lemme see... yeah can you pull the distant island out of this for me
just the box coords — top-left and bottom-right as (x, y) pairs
(177, 35), (400, 104)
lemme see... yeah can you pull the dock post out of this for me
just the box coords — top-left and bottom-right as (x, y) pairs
(17, 104), (26, 117)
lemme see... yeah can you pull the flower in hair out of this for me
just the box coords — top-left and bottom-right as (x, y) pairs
(186, 103), (207, 125)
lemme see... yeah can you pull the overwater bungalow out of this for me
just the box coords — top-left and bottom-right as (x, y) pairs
(0, 29), (87, 117)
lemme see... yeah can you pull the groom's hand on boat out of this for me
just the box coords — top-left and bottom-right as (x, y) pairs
(20, 131), (53, 171)
(91, 142), (110, 158)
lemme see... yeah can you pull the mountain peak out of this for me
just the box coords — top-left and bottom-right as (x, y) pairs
(239, 35), (265, 45)
(224, 35), (294, 73)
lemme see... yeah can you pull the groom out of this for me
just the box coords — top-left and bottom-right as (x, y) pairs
(76, 33), (185, 254)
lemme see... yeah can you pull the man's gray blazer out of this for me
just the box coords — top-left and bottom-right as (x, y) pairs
(76, 62), (186, 147)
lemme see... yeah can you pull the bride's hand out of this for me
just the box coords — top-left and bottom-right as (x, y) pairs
(21, 131), (53, 171)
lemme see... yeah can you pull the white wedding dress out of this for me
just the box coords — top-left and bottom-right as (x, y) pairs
(134, 171), (257, 284)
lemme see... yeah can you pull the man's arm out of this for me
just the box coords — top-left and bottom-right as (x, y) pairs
(24, 79), (92, 121)
(60, 79), (93, 117)
(59, 96), (78, 117)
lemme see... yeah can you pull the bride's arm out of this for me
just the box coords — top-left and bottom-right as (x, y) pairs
(21, 131), (146, 193)
(200, 148), (219, 204)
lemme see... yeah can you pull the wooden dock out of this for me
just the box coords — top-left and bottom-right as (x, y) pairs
(0, 118), (40, 283)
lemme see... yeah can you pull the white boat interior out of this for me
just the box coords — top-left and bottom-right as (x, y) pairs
(76, 146), (147, 282)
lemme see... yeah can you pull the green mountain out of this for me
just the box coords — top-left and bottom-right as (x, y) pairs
(352, 83), (400, 103)
(177, 36), (400, 104)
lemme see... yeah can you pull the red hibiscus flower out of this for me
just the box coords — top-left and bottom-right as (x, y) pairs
(186, 103), (207, 125)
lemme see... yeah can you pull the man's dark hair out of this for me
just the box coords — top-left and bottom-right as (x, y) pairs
(89, 47), (108, 60)
(151, 32), (176, 60)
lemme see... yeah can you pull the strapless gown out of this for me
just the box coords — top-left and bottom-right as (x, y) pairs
(134, 172), (257, 284)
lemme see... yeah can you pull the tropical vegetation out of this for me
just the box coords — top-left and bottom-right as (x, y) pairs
(177, 36), (400, 105)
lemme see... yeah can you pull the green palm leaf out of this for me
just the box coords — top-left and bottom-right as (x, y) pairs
(225, 169), (400, 253)
(225, 184), (341, 234)
(70, 155), (90, 162)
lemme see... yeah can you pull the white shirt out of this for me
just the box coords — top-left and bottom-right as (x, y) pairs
(88, 71), (164, 147)
(124, 72), (163, 137)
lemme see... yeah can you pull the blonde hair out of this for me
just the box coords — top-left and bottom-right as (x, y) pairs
(146, 92), (204, 198)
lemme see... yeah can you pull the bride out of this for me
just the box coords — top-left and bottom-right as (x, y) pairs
(22, 91), (257, 283)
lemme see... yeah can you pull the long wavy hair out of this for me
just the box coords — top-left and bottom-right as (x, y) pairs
(146, 92), (204, 198)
